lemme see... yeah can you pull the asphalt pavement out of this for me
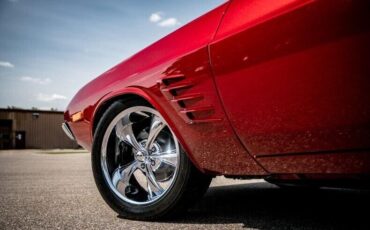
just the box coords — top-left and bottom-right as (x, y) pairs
(0, 149), (369, 230)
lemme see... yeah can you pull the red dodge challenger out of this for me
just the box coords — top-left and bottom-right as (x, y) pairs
(63, 0), (370, 219)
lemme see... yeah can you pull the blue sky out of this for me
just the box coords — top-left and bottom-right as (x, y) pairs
(0, 0), (224, 110)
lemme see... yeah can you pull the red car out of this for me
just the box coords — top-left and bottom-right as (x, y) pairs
(63, 0), (370, 220)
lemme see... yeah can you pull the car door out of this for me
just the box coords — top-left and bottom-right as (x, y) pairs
(210, 0), (370, 173)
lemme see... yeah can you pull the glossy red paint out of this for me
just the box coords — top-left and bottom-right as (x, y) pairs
(210, 0), (370, 173)
(65, 0), (370, 178)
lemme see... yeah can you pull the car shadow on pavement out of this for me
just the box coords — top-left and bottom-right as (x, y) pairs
(169, 182), (370, 229)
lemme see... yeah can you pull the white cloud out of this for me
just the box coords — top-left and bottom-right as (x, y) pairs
(0, 61), (14, 68)
(158, 17), (180, 27)
(20, 76), (51, 85)
(37, 93), (67, 102)
(149, 12), (180, 27)
(149, 12), (162, 23)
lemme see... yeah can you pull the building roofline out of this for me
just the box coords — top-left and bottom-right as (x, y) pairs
(0, 108), (64, 114)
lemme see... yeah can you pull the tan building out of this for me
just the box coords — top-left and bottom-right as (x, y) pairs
(0, 108), (79, 149)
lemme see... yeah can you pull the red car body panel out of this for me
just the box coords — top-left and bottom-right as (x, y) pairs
(210, 0), (370, 174)
(65, 0), (370, 177)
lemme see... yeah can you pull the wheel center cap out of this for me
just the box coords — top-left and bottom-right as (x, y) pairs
(135, 151), (145, 162)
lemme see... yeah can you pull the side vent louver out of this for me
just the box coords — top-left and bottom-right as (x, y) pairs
(159, 74), (221, 124)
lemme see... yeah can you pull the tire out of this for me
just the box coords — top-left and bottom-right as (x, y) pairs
(91, 99), (211, 220)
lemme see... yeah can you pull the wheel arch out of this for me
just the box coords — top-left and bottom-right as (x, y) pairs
(91, 91), (150, 136)
(91, 87), (206, 173)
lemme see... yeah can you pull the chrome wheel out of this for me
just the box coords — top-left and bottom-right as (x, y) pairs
(101, 106), (180, 205)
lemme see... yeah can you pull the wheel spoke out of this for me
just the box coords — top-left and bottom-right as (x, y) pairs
(145, 165), (164, 199)
(147, 179), (153, 200)
(151, 150), (177, 167)
(111, 168), (122, 189)
(111, 161), (138, 190)
(145, 115), (165, 150)
(115, 120), (144, 152)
